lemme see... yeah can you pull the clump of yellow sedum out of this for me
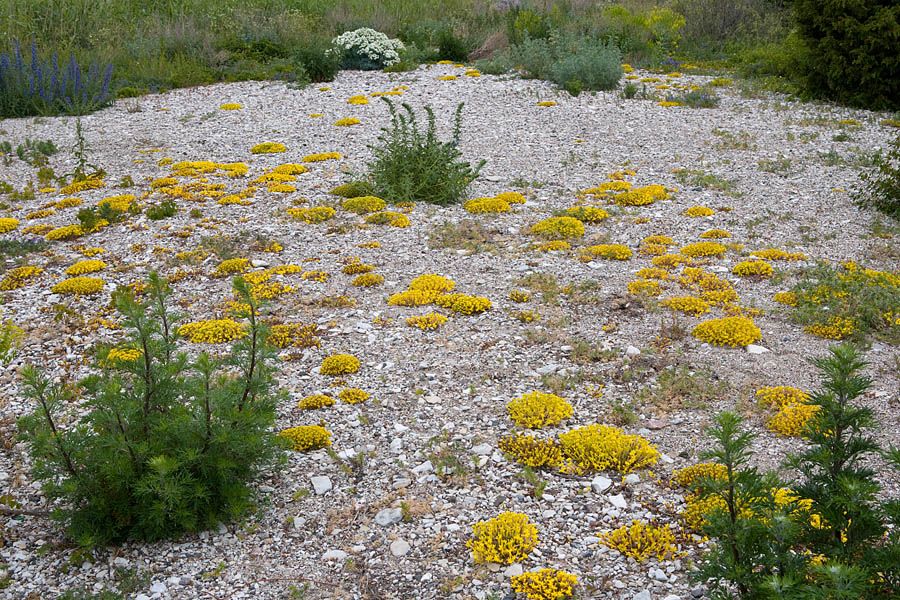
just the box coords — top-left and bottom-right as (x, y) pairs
(565, 205), (609, 223)
(510, 569), (577, 600)
(767, 403), (821, 437)
(751, 248), (807, 261)
(671, 462), (727, 489)
(52, 276), (104, 295)
(558, 425), (659, 474)
(498, 433), (562, 468)
(65, 260), (107, 276)
(611, 185), (671, 206)
(434, 293), (492, 314)
(531, 216), (584, 239)
(0, 218), (20, 233)
(580, 244), (632, 261)
(464, 197), (510, 213)
(353, 273), (384, 287)
(507, 391), (573, 429)
(692, 316), (761, 347)
(320, 354), (360, 375)
(250, 142), (286, 154)
(467, 512), (538, 564)
(494, 191), (526, 204)
(334, 117), (361, 127)
(660, 296), (710, 316)
(178, 319), (248, 343)
(297, 394), (334, 410)
(684, 205), (715, 217)
(339, 387), (370, 404)
(343, 196), (386, 214)
(364, 211), (410, 227)
(302, 152), (341, 162)
(212, 258), (250, 278)
(598, 521), (681, 562)
(681, 242), (726, 258)
(287, 206), (336, 223)
(733, 260), (773, 278)
(219, 103), (242, 110)
(700, 229), (731, 239)
(279, 425), (332, 451)
(509, 290), (531, 302)
(407, 313), (448, 330)
(756, 386), (809, 409)
(410, 274), (455, 294)
(267, 323), (320, 349)
(0, 266), (43, 291)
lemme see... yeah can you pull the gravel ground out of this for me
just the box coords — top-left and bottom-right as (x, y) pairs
(0, 63), (898, 600)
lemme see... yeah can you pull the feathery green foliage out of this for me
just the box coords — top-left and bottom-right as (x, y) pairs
(17, 273), (284, 546)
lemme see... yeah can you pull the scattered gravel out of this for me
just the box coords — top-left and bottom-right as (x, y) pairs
(1, 62), (898, 600)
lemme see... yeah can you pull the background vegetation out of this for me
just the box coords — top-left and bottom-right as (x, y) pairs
(1, 0), (896, 111)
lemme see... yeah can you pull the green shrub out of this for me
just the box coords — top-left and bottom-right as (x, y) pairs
(793, 0), (900, 110)
(507, 33), (622, 92)
(436, 28), (469, 62)
(17, 274), (284, 546)
(856, 133), (900, 219)
(506, 8), (552, 46)
(695, 345), (900, 598)
(146, 199), (177, 221)
(667, 88), (720, 108)
(291, 38), (341, 83)
(367, 99), (484, 206)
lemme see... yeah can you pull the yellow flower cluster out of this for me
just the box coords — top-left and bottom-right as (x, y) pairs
(267, 183), (295, 193)
(598, 521), (681, 562)
(732, 260), (773, 278)
(334, 118), (361, 126)
(347, 94), (369, 104)
(65, 259), (107, 275)
(212, 258), (250, 278)
(406, 312), (448, 330)
(700, 229), (731, 239)
(684, 206), (715, 217)
(611, 185), (671, 206)
(565, 206), (609, 223)
(767, 403), (821, 437)
(102, 346), (143, 366)
(438, 75), (457, 81)
(218, 103), (243, 110)
(680, 242), (726, 258)
(179, 319), (248, 343)
(537, 240), (570, 252)
(410, 274), (456, 293)
(773, 291), (798, 306)
(536, 101), (557, 107)
(805, 316), (855, 339)
(498, 433), (562, 468)
(303, 152), (342, 162)
(365, 211), (410, 227)
(287, 206), (336, 223)
(580, 244), (632, 261)
(660, 296), (710, 316)
(60, 177), (104, 195)
(58, 197), (83, 208)
(582, 181), (631, 196)
(531, 216), (584, 239)
(320, 354), (360, 375)
(558, 424), (659, 474)
(672, 463), (727, 488)
(635, 267), (670, 280)
(678, 267), (738, 306)
(267, 323), (320, 348)
(297, 394), (334, 410)
(511, 309), (540, 322)
(756, 386), (809, 409)
(751, 248), (807, 261)
(353, 273), (384, 287)
(509, 290), (531, 302)
(52, 276), (104, 295)
(628, 279), (662, 296)
(0, 266), (43, 290)
(343, 195), (386, 214)
(494, 192), (526, 204)
(279, 425), (332, 451)
(652, 253), (691, 270)
(342, 262), (375, 275)
(434, 293), (492, 314)
(692, 316), (761, 347)
(467, 512), (538, 564)
(507, 392), (573, 429)
(250, 142), (287, 154)
(26, 209), (54, 219)
(339, 387), (370, 404)
(388, 289), (441, 306)
(464, 196), (511, 213)
(510, 569), (577, 600)
(77, 247), (105, 257)
(99, 194), (137, 213)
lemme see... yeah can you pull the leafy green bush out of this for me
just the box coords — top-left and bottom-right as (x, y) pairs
(694, 344), (900, 598)
(506, 8), (552, 46)
(367, 100), (484, 206)
(436, 29), (469, 62)
(856, 133), (900, 219)
(505, 33), (622, 93)
(666, 88), (720, 108)
(291, 37), (342, 83)
(793, 0), (900, 110)
(17, 274), (284, 546)
(0, 40), (113, 118)
(146, 199), (177, 221)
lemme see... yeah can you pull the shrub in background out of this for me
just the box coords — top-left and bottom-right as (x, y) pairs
(855, 132), (900, 220)
(367, 99), (484, 206)
(793, 0), (900, 110)
(292, 37), (342, 83)
(17, 274), (284, 546)
(0, 40), (113, 118)
(330, 27), (404, 70)
(505, 32), (623, 93)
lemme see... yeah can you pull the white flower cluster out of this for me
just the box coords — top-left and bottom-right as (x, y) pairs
(330, 27), (404, 67)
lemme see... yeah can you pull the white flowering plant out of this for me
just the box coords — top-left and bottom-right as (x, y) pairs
(330, 28), (404, 70)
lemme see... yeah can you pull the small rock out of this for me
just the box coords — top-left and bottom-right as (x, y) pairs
(250, 259), (269, 268)
(375, 508), (403, 526)
(623, 473), (640, 485)
(485, 562), (502, 572)
(592, 476), (612, 493)
(503, 563), (524, 577)
(322, 549), (348, 561)
(471, 443), (492, 455)
(259, 485), (274, 493)
(135, 595), (150, 600)
(747, 344), (770, 354)
(150, 582), (166, 594)
(536, 364), (559, 375)
(390, 539), (411, 557)
(608, 494), (627, 509)
(625, 345), (641, 357)
(392, 477), (412, 489)
(691, 586), (706, 598)
(650, 567), (667, 582)
(311, 475), (332, 496)
(633, 591), (652, 600)
(113, 557), (130, 568)
(663, 595), (681, 600)
(411, 460), (433, 476)
(647, 418), (667, 430)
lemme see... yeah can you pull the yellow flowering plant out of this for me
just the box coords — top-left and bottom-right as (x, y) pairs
(507, 391), (573, 428)
(467, 512), (538, 564)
